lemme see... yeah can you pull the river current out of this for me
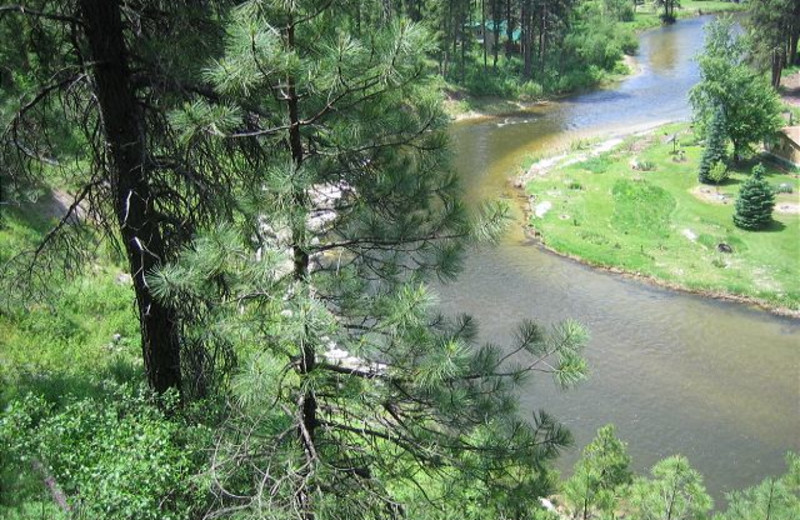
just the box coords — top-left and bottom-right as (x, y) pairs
(437, 15), (800, 501)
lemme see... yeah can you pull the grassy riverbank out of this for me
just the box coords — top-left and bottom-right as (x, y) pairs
(627, 0), (746, 31)
(521, 122), (800, 315)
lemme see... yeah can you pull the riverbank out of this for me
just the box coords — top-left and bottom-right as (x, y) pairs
(445, 1), (744, 121)
(627, 0), (746, 32)
(517, 122), (800, 317)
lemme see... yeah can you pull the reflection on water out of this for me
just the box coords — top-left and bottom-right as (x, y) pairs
(649, 23), (680, 74)
(440, 15), (800, 502)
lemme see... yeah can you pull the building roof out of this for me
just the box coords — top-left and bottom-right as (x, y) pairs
(780, 126), (800, 147)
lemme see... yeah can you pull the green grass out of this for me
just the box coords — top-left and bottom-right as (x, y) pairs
(525, 122), (800, 312)
(0, 204), (141, 399)
(626, 1), (746, 32)
(0, 199), (143, 516)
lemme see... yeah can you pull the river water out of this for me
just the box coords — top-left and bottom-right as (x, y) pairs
(438, 15), (800, 501)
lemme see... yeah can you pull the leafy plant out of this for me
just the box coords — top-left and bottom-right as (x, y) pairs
(708, 161), (729, 185)
(0, 386), (211, 520)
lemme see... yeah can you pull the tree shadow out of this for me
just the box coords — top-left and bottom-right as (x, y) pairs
(759, 219), (787, 233)
(1, 356), (144, 409)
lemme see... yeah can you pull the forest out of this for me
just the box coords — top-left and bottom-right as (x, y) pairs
(0, 0), (799, 519)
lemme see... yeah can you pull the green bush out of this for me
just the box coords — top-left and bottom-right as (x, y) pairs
(708, 161), (729, 185)
(0, 386), (212, 520)
(519, 81), (544, 101)
(579, 155), (612, 174)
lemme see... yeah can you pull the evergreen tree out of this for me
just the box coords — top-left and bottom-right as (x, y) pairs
(564, 424), (632, 520)
(698, 106), (727, 184)
(150, 1), (589, 517)
(734, 164), (776, 231)
(747, 0), (800, 88)
(0, 1), (245, 395)
(719, 452), (800, 520)
(629, 456), (713, 520)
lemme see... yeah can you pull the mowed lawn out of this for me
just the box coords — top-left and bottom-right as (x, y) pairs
(525, 123), (800, 312)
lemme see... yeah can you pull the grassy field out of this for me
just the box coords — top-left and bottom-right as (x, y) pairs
(523, 123), (800, 314)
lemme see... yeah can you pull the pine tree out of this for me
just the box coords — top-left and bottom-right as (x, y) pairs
(734, 164), (776, 231)
(0, 1), (249, 395)
(150, 1), (589, 517)
(698, 106), (727, 184)
(629, 456), (713, 520)
(719, 452), (800, 520)
(564, 424), (632, 520)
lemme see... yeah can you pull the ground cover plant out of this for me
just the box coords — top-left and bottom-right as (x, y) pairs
(524, 122), (800, 312)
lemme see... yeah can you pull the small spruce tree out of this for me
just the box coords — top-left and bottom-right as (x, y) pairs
(699, 106), (727, 184)
(734, 164), (775, 230)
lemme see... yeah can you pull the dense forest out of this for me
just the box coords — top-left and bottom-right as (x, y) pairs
(0, 1), (798, 519)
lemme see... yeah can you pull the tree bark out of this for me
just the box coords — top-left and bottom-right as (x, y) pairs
(79, 0), (182, 394)
(492, 0), (500, 70)
(522, 0), (532, 78)
(771, 49), (784, 89)
(286, 19), (317, 520)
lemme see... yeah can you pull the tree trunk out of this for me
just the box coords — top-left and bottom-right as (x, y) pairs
(538, 1), (547, 73)
(771, 49), (784, 90)
(505, 0), (513, 57)
(482, 0), (488, 71)
(522, 0), (532, 78)
(79, 0), (182, 394)
(286, 19), (317, 520)
(492, 0), (500, 70)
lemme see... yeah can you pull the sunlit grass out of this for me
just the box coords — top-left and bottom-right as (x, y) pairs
(525, 122), (800, 312)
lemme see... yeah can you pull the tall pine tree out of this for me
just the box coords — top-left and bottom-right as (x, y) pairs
(0, 1), (247, 394)
(150, 0), (589, 517)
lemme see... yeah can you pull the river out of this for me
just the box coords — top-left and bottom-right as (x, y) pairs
(438, 15), (800, 501)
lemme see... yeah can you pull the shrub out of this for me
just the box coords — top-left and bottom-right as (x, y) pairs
(519, 81), (544, 101)
(774, 183), (794, 194)
(708, 161), (729, 185)
(733, 164), (775, 230)
(636, 160), (656, 172)
(580, 156), (611, 174)
(0, 386), (212, 520)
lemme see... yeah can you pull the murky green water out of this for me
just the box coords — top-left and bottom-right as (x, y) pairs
(439, 16), (800, 501)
